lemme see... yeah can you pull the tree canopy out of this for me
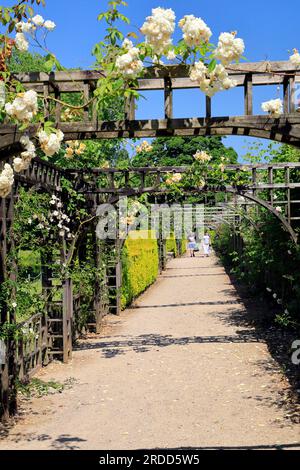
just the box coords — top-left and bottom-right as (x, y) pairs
(131, 136), (238, 167)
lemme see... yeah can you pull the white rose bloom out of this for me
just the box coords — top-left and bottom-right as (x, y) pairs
(275, 206), (282, 213)
(0, 164), (14, 198)
(44, 20), (56, 31)
(261, 99), (283, 118)
(16, 21), (34, 33)
(5, 90), (38, 123)
(179, 15), (212, 47)
(194, 150), (212, 163)
(15, 32), (29, 52)
(32, 15), (45, 26)
(122, 38), (134, 50)
(166, 49), (176, 60)
(115, 47), (143, 78)
(190, 61), (237, 96)
(290, 49), (300, 67)
(13, 157), (26, 173)
(141, 7), (175, 55)
(37, 129), (64, 156)
(214, 32), (245, 65)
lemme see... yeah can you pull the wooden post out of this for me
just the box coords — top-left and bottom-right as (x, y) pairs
(43, 83), (50, 120)
(61, 238), (72, 363)
(206, 96), (212, 119)
(244, 73), (253, 116)
(283, 76), (289, 114)
(83, 83), (90, 122)
(0, 197), (9, 421)
(285, 166), (291, 224)
(268, 167), (274, 206)
(94, 237), (103, 333)
(164, 77), (173, 119)
(106, 239), (122, 316)
(289, 76), (296, 114)
(54, 86), (62, 124)
(125, 94), (136, 120)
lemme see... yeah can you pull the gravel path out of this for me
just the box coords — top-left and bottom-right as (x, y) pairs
(0, 254), (299, 450)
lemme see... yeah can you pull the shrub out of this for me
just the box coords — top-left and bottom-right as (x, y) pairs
(121, 231), (159, 308)
(166, 233), (177, 256)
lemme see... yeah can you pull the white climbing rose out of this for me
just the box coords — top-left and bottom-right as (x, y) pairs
(141, 7), (176, 55)
(16, 21), (34, 33)
(37, 129), (64, 157)
(166, 49), (176, 60)
(179, 15), (212, 47)
(261, 99), (283, 118)
(190, 61), (237, 97)
(44, 20), (56, 31)
(15, 32), (29, 52)
(214, 32), (245, 65)
(32, 15), (45, 26)
(5, 90), (38, 123)
(0, 164), (14, 198)
(115, 46), (143, 78)
(13, 157), (26, 173)
(290, 49), (300, 67)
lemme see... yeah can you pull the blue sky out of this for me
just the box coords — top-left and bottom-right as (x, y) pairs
(3, 0), (300, 159)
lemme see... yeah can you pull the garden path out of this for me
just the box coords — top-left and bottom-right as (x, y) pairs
(0, 253), (299, 450)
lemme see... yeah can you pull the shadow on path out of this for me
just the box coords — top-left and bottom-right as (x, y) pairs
(76, 331), (262, 358)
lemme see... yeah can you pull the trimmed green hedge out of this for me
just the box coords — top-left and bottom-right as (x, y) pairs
(166, 233), (177, 256)
(121, 231), (159, 309)
(166, 233), (187, 256)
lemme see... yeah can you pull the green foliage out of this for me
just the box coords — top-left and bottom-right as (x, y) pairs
(8, 49), (49, 73)
(51, 139), (130, 170)
(166, 233), (177, 256)
(132, 136), (238, 167)
(214, 211), (300, 329)
(121, 230), (159, 308)
(17, 378), (65, 398)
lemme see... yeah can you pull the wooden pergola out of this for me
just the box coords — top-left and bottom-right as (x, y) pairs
(1, 60), (300, 421)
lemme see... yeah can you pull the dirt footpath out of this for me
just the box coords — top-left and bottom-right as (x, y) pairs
(0, 254), (299, 450)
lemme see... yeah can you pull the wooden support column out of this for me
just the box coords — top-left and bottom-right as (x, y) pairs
(106, 238), (122, 316)
(0, 189), (18, 420)
(283, 76), (290, 114)
(7, 191), (17, 416)
(244, 73), (253, 116)
(83, 83), (90, 122)
(289, 76), (296, 113)
(43, 83), (50, 120)
(158, 217), (167, 272)
(92, 232), (109, 333)
(206, 96), (212, 119)
(125, 94), (136, 121)
(61, 238), (72, 363)
(54, 86), (62, 124)
(0, 197), (9, 422)
(285, 166), (291, 224)
(164, 77), (173, 119)
(268, 167), (274, 206)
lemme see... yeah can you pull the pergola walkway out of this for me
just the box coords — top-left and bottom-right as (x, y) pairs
(0, 254), (299, 450)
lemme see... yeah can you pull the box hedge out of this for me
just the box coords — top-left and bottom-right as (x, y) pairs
(121, 231), (159, 309)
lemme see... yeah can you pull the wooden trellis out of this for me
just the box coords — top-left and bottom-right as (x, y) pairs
(1, 61), (300, 421)
(1, 61), (300, 154)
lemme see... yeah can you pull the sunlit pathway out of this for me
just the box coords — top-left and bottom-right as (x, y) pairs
(0, 253), (299, 450)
